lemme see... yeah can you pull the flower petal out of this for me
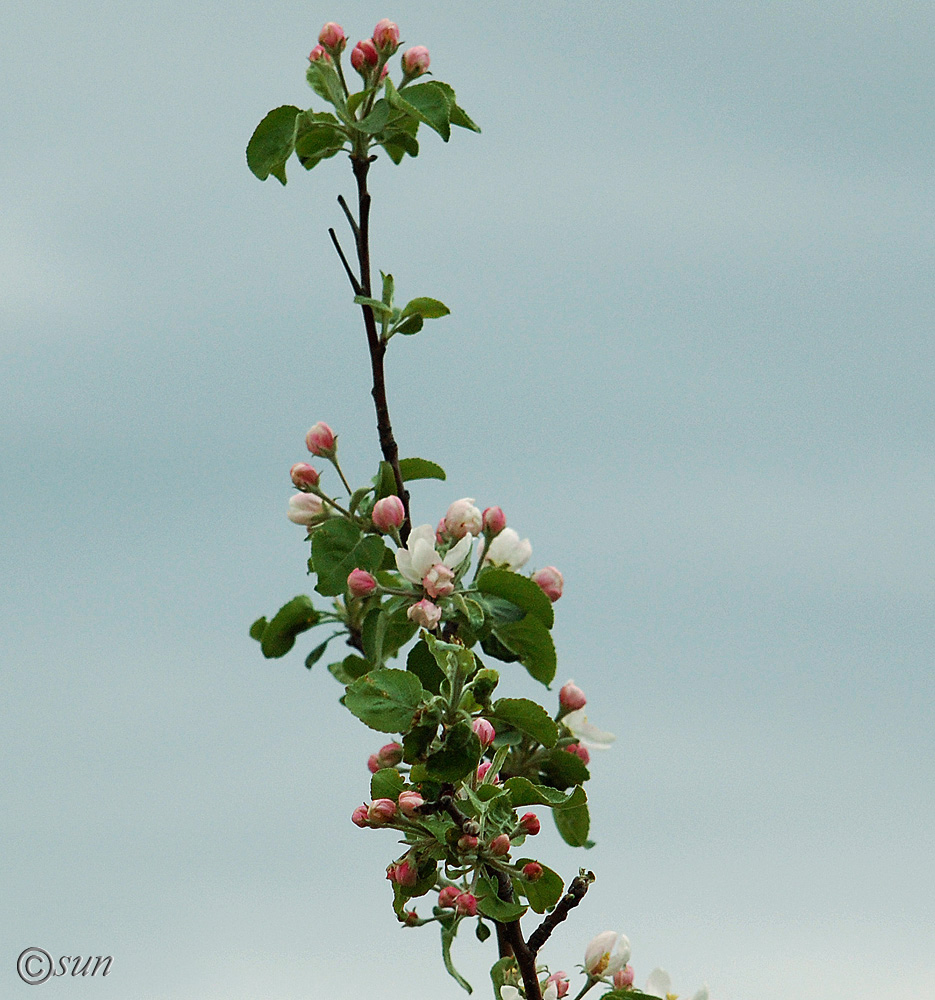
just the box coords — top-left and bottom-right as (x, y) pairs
(443, 532), (473, 569)
(395, 547), (420, 584)
(563, 708), (615, 749)
(500, 988), (521, 1000)
(646, 968), (672, 998)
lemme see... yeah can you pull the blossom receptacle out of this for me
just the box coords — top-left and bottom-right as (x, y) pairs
(407, 598), (441, 630)
(472, 717), (496, 747)
(397, 790), (424, 817)
(454, 892), (478, 916)
(583, 931), (631, 977)
(532, 565), (564, 602)
(290, 462), (320, 489)
(347, 568), (378, 598)
(482, 505), (506, 535)
(546, 972), (570, 998)
(372, 18), (400, 54)
(372, 495), (405, 532)
(444, 497), (483, 539)
(522, 861), (543, 881)
(287, 492), (324, 525)
(519, 812), (540, 836)
(613, 966), (635, 990)
(483, 527), (532, 570)
(351, 804), (370, 827)
(423, 562), (455, 599)
(368, 798), (397, 825)
(489, 833), (511, 856)
(401, 45), (430, 77)
(307, 45), (331, 63)
(376, 742), (403, 767)
(305, 421), (336, 457)
(437, 885), (461, 908)
(318, 22), (346, 52)
(565, 742), (591, 765)
(559, 680), (586, 712)
(351, 38), (378, 75)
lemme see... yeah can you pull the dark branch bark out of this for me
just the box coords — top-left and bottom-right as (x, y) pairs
(328, 228), (361, 295)
(490, 868), (541, 1000)
(526, 870), (595, 955)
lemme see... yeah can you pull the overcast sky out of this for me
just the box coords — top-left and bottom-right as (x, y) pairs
(3, 3), (934, 999)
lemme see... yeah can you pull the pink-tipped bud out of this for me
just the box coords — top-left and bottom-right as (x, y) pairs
(351, 804), (370, 827)
(403, 908), (419, 925)
(376, 742), (403, 767)
(393, 859), (418, 886)
(532, 566), (564, 602)
(547, 972), (571, 998)
(472, 717), (496, 747)
(287, 492), (324, 525)
(489, 834), (511, 857)
(454, 892), (478, 916)
(456, 834), (478, 852)
(565, 742), (591, 765)
(437, 886), (461, 908)
(305, 421), (336, 456)
(407, 598), (441, 630)
(379, 63), (389, 81)
(397, 790), (424, 817)
(372, 495), (405, 532)
(613, 966), (635, 990)
(519, 812), (540, 836)
(435, 518), (448, 545)
(476, 760), (499, 784)
(422, 562), (455, 599)
(401, 45), (430, 77)
(290, 462), (321, 489)
(351, 38), (379, 75)
(347, 568), (378, 598)
(444, 497), (483, 539)
(318, 22), (346, 51)
(372, 18), (400, 53)
(367, 754), (381, 774)
(308, 45), (331, 63)
(482, 506), (506, 535)
(522, 862), (543, 881)
(559, 680), (587, 712)
(368, 798), (397, 825)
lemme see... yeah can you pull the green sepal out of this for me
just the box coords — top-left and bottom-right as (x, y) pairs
(491, 698), (558, 748)
(476, 568), (554, 629)
(398, 457), (446, 481)
(491, 616), (556, 686)
(370, 766), (404, 802)
(311, 519), (387, 596)
(344, 668), (426, 733)
(246, 105), (302, 184)
(423, 721), (481, 782)
(327, 654), (370, 684)
(258, 596), (319, 658)
(552, 785), (591, 847)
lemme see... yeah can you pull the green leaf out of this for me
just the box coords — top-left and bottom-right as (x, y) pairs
(398, 457), (446, 482)
(454, 594), (485, 630)
(304, 636), (333, 669)
(385, 78), (451, 141)
(425, 631), (477, 679)
(553, 785), (590, 847)
(305, 61), (347, 116)
(362, 605), (418, 666)
(402, 722), (437, 763)
(327, 654), (370, 684)
(249, 617), (268, 641)
(539, 746), (590, 788)
(311, 519), (387, 596)
(428, 81), (481, 133)
(381, 271), (395, 307)
(392, 313), (423, 336)
(373, 460), (398, 500)
(440, 924), (473, 994)
(503, 777), (580, 810)
(516, 861), (563, 913)
(424, 721), (481, 781)
(491, 698), (558, 748)
(407, 639), (445, 694)
(476, 568), (554, 629)
(246, 105), (301, 184)
(370, 766), (404, 802)
(259, 596), (319, 658)
(492, 616), (556, 686)
(353, 294), (393, 317)
(475, 920), (491, 942)
(380, 129), (419, 163)
(345, 668), (426, 733)
(347, 91), (368, 117)
(355, 98), (391, 134)
(401, 296), (451, 319)
(476, 875), (527, 922)
(489, 957), (517, 999)
(293, 111), (347, 168)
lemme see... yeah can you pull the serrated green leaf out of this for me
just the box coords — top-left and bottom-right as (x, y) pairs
(441, 923), (473, 994)
(492, 615), (556, 686)
(407, 639), (445, 694)
(515, 861), (563, 913)
(424, 720), (481, 781)
(386, 78), (451, 141)
(553, 785), (590, 847)
(393, 313), (423, 336)
(355, 98), (391, 134)
(260, 596), (319, 658)
(246, 105), (302, 184)
(362, 605), (418, 666)
(370, 766), (404, 801)
(398, 457), (446, 481)
(345, 668), (426, 733)
(354, 294), (393, 317)
(428, 81), (481, 133)
(491, 698), (558, 748)
(249, 617), (268, 641)
(476, 568), (554, 629)
(311, 519), (388, 596)
(503, 776), (580, 809)
(539, 746), (591, 788)
(305, 636), (333, 669)
(327, 654), (370, 684)
(401, 296), (450, 319)
(489, 957), (517, 999)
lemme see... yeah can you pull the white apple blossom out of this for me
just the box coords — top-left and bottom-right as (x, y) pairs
(482, 527), (532, 570)
(395, 523), (472, 586)
(645, 968), (709, 1000)
(563, 707), (615, 750)
(583, 930), (631, 978)
(500, 983), (558, 1000)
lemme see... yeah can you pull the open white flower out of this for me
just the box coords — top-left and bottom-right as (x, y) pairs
(645, 968), (709, 1000)
(396, 523), (472, 586)
(563, 707), (615, 750)
(584, 930), (631, 978)
(482, 527), (532, 570)
(500, 984), (558, 1000)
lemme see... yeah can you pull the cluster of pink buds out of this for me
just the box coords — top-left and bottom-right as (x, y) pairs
(565, 742), (591, 765)
(437, 885), (461, 908)
(367, 741), (403, 773)
(454, 892), (477, 916)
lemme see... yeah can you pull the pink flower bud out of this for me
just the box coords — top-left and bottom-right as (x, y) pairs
(305, 421), (336, 456)
(547, 972), (570, 998)
(489, 834), (511, 856)
(519, 812), (540, 836)
(475, 760), (500, 784)
(287, 492), (324, 525)
(367, 754), (380, 774)
(407, 598), (441, 630)
(394, 859), (418, 886)
(372, 495), (405, 532)
(482, 506), (506, 535)
(565, 742), (591, 765)
(472, 717), (496, 747)
(437, 885), (461, 908)
(456, 834), (478, 852)
(351, 38), (378, 74)
(347, 568), (378, 598)
(522, 862), (543, 881)
(401, 45), (430, 77)
(559, 680), (586, 712)
(290, 462), (320, 489)
(613, 966), (635, 990)
(402, 908), (419, 926)
(351, 804), (370, 827)
(372, 18), (400, 53)
(435, 518), (448, 544)
(308, 45), (331, 63)
(454, 892), (478, 916)
(422, 562), (455, 599)
(318, 22), (346, 51)
(368, 798), (397, 825)
(377, 742), (403, 767)
(379, 63), (389, 81)
(532, 566), (564, 602)
(397, 790), (424, 817)
(444, 497), (483, 539)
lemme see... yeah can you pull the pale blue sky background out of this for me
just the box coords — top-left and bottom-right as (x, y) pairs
(2, 3), (933, 999)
